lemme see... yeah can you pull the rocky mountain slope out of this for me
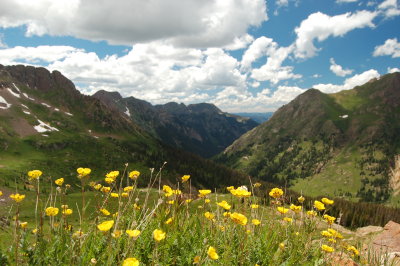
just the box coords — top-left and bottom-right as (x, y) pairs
(0, 64), (247, 188)
(93, 90), (258, 157)
(216, 72), (400, 205)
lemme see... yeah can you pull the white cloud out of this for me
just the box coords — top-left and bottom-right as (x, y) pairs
(313, 69), (380, 93)
(0, 0), (267, 49)
(329, 58), (353, 77)
(294, 11), (377, 58)
(373, 38), (400, 58)
(378, 0), (400, 17)
(388, 67), (400, 73)
(241, 37), (276, 71)
(276, 0), (289, 7)
(312, 74), (322, 78)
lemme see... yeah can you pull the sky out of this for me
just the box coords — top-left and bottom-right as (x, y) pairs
(0, 0), (399, 112)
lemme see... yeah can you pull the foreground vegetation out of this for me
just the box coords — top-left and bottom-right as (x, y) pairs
(0, 167), (391, 265)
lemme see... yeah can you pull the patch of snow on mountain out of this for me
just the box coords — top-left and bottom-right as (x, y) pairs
(23, 110), (30, 115)
(41, 103), (51, 108)
(21, 104), (29, 109)
(34, 119), (59, 133)
(12, 83), (21, 92)
(339, 115), (348, 119)
(124, 106), (131, 117)
(7, 88), (20, 98)
(0, 96), (11, 109)
(22, 93), (35, 101)
(65, 112), (73, 116)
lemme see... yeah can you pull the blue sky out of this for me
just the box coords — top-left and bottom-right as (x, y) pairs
(0, 0), (399, 112)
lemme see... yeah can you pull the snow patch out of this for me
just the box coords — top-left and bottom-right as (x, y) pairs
(41, 102), (51, 108)
(33, 119), (59, 133)
(42, 134), (49, 137)
(93, 136), (99, 139)
(21, 104), (29, 109)
(339, 115), (349, 119)
(54, 108), (60, 111)
(22, 93), (35, 101)
(124, 106), (131, 117)
(0, 96), (11, 109)
(7, 88), (20, 98)
(65, 112), (73, 116)
(12, 83), (21, 92)
(23, 110), (30, 115)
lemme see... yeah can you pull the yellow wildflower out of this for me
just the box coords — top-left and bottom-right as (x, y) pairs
(45, 207), (59, 216)
(185, 199), (192, 203)
(217, 200), (231, 210)
(110, 193), (119, 198)
(55, 178), (64, 186)
(104, 177), (115, 184)
(252, 219), (261, 225)
(198, 189), (211, 197)
(226, 186), (234, 191)
(112, 230), (122, 238)
(283, 217), (293, 223)
(72, 230), (84, 238)
(323, 214), (336, 225)
(94, 184), (102, 190)
(327, 228), (343, 239)
(0, 191), (2, 196)
(32, 228), (38, 234)
(307, 210), (317, 217)
(181, 175), (190, 182)
(167, 200), (174, 205)
(165, 217), (173, 224)
(347, 245), (359, 256)
(205, 199), (210, 203)
(121, 192), (129, 198)
(100, 208), (110, 216)
(122, 257), (139, 266)
(321, 244), (334, 253)
(97, 220), (114, 232)
(207, 246), (219, 260)
(321, 230), (333, 238)
(20, 222), (28, 229)
(298, 196), (305, 203)
(124, 186), (134, 192)
(223, 212), (231, 217)
(279, 243), (285, 250)
(10, 193), (25, 203)
(321, 197), (334, 205)
(126, 229), (141, 239)
(193, 256), (200, 264)
(328, 238), (337, 243)
(28, 170), (42, 180)
(134, 203), (141, 210)
(106, 170), (119, 180)
(230, 187), (251, 197)
(153, 229), (166, 242)
(77, 167), (91, 178)
(277, 207), (289, 214)
(253, 182), (262, 188)
(204, 212), (215, 220)
(230, 212), (248, 225)
(62, 208), (73, 215)
(129, 170), (140, 180)
(290, 204), (302, 213)
(313, 200), (325, 211)
(101, 186), (111, 193)
(269, 188), (284, 198)
(251, 204), (259, 209)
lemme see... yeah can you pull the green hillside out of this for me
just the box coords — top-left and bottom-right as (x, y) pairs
(216, 72), (400, 206)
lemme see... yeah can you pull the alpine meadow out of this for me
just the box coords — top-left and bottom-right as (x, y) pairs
(1, 0), (400, 265)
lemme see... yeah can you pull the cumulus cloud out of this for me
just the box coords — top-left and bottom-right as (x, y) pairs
(378, 0), (400, 17)
(388, 67), (400, 73)
(313, 69), (380, 93)
(0, 33), (7, 48)
(294, 11), (377, 58)
(0, 0), (267, 48)
(242, 38), (301, 84)
(329, 58), (353, 77)
(373, 38), (400, 58)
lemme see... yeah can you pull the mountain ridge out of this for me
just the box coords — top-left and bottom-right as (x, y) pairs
(93, 90), (258, 157)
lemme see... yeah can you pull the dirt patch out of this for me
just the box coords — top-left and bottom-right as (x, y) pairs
(11, 117), (37, 137)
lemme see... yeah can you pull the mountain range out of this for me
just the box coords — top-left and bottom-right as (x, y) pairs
(216, 72), (400, 205)
(92, 90), (258, 157)
(0, 64), (248, 188)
